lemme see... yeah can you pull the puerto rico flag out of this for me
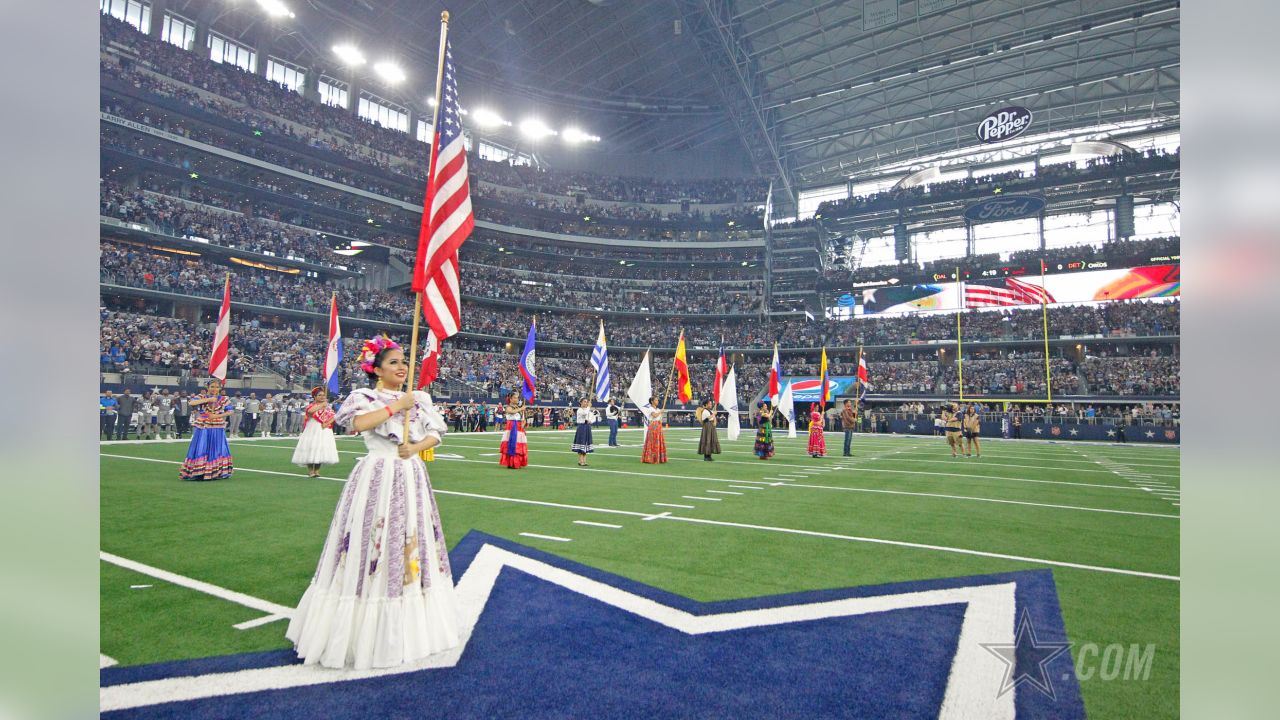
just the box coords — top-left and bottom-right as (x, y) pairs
(519, 318), (537, 402)
(713, 337), (727, 404)
(322, 294), (342, 395)
(768, 343), (783, 404)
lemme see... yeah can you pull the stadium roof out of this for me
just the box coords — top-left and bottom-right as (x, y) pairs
(174, 0), (1180, 206)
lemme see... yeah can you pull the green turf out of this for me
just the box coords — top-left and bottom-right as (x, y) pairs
(101, 428), (1179, 718)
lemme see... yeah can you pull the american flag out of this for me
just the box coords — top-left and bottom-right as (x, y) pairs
(964, 277), (1054, 308)
(413, 38), (474, 340)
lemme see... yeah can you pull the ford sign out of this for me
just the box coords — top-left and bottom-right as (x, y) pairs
(975, 106), (1033, 143)
(963, 194), (1046, 223)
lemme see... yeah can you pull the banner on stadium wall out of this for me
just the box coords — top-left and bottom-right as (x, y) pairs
(787, 377), (859, 402)
(859, 264), (1180, 315)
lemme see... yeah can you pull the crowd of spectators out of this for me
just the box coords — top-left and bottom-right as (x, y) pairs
(100, 240), (764, 318)
(828, 236), (1182, 286)
(101, 177), (766, 283)
(100, 241), (1180, 348)
(101, 306), (1179, 399)
(814, 148), (1179, 222)
(100, 181), (346, 267)
(1079, 355), (1180, 396)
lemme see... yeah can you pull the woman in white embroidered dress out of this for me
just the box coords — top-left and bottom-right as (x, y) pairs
(286, 337), (461, 669)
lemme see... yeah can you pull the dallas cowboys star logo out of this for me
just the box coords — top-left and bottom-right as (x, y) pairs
(1068, 428), (1078, 436)
(1033, 427), (1043, 435)
(908, 423), (916, 430)
(100, 534), (1086, 719)
(1144, 430), (1155, 438)
(1106, 429), (1116, 437)
(981, 607), (1073, 700)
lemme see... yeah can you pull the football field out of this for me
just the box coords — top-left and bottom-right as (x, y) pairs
(100, 427), (1179, 718)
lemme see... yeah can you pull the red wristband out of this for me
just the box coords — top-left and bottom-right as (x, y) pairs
(385, 406), (394, 418)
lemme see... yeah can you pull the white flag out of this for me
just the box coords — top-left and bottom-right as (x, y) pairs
(720, 367), (740, 441)
(627, 350), (654, 435)
(779, 380), (797, 439)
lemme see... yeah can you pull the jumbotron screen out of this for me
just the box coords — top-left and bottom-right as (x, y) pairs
(829, 263), (1179, 317)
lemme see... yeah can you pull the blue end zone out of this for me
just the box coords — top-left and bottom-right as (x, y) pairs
(102, 530), (1086, 719)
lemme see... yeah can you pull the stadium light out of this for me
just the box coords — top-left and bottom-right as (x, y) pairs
(255, 0), (295, 18)
(471, 108), (510, 128)
(331, 44), (366, 66)
(519, 118), (557, 140)
(562, 127), (600, 144)
(374, 61), (406, 84)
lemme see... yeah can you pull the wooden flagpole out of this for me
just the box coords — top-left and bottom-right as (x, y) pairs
(659, 329), (681, 412)
(402, 11), (451, 447)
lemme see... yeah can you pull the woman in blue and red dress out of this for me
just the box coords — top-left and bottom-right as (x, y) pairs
(180, 379), (233, 480)
(499, 392), (529, 469)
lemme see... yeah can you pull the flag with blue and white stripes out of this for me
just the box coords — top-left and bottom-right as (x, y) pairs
(591, 320), (610, 402)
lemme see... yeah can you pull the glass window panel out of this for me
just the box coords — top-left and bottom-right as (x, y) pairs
(913, 227), (968, 264)
(972, 217), (1040, 259)
(1043, 211), (1109, 250)
(1132, 202), (1180, 241)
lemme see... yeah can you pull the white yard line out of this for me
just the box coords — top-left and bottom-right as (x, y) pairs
(232, 614), (289, 631)
(659, 516), (1179, 582)
(518, 532), (572, 543)
(777, 482), (1178, 519)
(653, 502), (695, 509)
(437, 441), (1146, 491)
(100, 552), (292, 618)
(572, 521), (623, 529)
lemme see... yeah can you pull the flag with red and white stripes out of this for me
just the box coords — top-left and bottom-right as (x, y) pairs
(964, 276), (1054, 308)
(208, 275), (230, 381)
(412, 38), (474, 340)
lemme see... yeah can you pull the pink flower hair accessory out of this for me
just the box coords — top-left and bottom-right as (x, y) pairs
(359, 336), (401, 374)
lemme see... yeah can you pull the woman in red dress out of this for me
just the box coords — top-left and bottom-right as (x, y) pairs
(807, 403), (827, 458)
(641, 396), (667, 464)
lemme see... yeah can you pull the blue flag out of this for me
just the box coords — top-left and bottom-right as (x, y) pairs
(519, 319), (537, 402)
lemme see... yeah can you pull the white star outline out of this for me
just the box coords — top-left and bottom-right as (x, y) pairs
(980, 607), (1073, 701)
(101, 544), (1024, 718)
